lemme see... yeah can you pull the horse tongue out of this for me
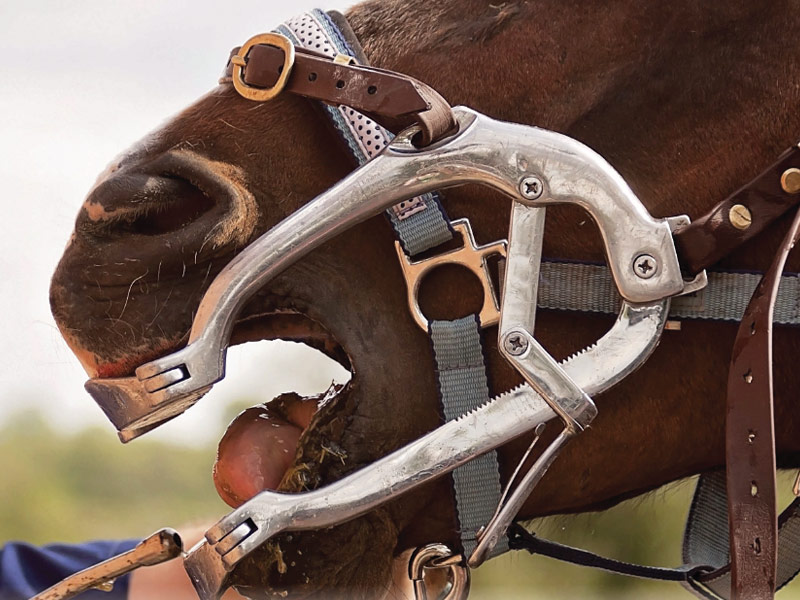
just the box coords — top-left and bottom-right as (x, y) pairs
(213, 395), (315, 508)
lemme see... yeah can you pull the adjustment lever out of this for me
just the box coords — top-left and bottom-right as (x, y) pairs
(468, 202), (599, 566)
(30, 529), (183, 600)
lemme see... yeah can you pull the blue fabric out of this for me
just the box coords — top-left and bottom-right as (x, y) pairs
(0, 540), (138, 599)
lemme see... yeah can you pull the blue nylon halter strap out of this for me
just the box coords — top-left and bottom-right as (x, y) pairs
(279, 9), (508, 560)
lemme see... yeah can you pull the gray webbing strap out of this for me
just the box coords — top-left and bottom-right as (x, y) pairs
(683, 471), (730, 569)
(430, 316), (507, 557)
(538, 262), (800, 325)
(683, 472), (800, 598)
(387, 200), (454, 256)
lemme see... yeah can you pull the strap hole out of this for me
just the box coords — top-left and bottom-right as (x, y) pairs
(743, 369), (753, 384)
(751, 481), (758, 497)
(753, 537), (762, 555)
(336, 80), (346, 89)
(750, 321), (756, 335)
(368, 85), (378, 95)
(308, 72), (318, 82)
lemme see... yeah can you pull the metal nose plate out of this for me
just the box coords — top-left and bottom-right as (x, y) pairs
(85, 376), (210, 442)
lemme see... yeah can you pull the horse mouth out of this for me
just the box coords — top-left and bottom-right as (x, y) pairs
(204, 303), (374, 597)
(217, 303), (356, 498)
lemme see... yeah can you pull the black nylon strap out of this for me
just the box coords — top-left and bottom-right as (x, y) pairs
(509, 523), (713, 583)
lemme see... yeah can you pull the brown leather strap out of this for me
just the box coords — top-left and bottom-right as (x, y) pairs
(221, 43), (457, 145)
(674, 145), (800, 275)
(725, 206), (800, 600)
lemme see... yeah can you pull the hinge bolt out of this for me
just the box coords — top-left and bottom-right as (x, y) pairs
(633, 254), (658, 279)
(503, 332), (530, 356)
(519, 176), (544, 200)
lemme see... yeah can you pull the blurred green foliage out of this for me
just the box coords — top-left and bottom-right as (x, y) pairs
(1, 411), (798, 598)
(0, 411), (226, 544)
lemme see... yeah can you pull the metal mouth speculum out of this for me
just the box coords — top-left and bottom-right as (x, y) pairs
(76, 107), (706, 598)
(84, 107), (697, 442)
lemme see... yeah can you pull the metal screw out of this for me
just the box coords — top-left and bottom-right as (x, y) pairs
(503, 332), (529, 356)
(633, 254), (658, 279)
(519, 176), (544, 200)
(782, 168), (800, 195)
(728, 204), (752, 231)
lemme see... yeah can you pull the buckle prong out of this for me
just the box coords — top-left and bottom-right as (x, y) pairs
(231, 33), (295, 102)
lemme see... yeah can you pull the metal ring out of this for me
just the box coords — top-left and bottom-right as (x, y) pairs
(231, 33), (295, 102)
(409, 544), (470, 600)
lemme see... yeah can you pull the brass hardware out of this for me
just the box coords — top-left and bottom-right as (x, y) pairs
(395, 219), (507, 331)
(333, 53), (356, 66)
(729, 204), (752, 231)
(231, 33), (295, 102)
(782, 168), (800, 195)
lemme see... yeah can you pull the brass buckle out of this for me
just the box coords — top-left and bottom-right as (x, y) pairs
(395, 219), (507, 331)
(231, 33), (295, 102)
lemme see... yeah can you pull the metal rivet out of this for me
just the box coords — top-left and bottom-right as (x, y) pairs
(633, 254), (658, 279)
(751, 481), (758, 497)
(503, 332), (529, 356)
(519, 176), (544, 200)
(743, 369), (753, 384)
(782, 168), (800, 195)
(729, 204), (752, 230)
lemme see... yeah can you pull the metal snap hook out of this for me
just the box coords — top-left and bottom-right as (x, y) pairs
(409, 544), (471, 600)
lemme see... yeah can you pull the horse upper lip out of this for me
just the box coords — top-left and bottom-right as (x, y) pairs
(85, 302), (351, 381)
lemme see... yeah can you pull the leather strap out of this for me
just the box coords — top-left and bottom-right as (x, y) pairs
(221, 43), (457, 145)
(725, 206), (800, 599)
(674, 145), (800, 275)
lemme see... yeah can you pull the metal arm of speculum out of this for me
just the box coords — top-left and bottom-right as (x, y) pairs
(82, 107), (706, 598)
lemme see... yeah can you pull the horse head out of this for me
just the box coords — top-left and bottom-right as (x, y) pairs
(49, 0), (800, 597)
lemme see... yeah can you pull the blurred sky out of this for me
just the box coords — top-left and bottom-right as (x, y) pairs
(0, 0), (353, 446)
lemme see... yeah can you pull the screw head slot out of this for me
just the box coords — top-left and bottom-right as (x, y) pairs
(633, 254), (658, 279)
(519, 176), (544, 200)
(729, 204), (752, 231)
(503, 332), (530, 356)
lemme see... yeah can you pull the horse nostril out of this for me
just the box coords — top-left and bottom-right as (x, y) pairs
(129, 176), (216, 236)
(79, 173), (217, 238)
